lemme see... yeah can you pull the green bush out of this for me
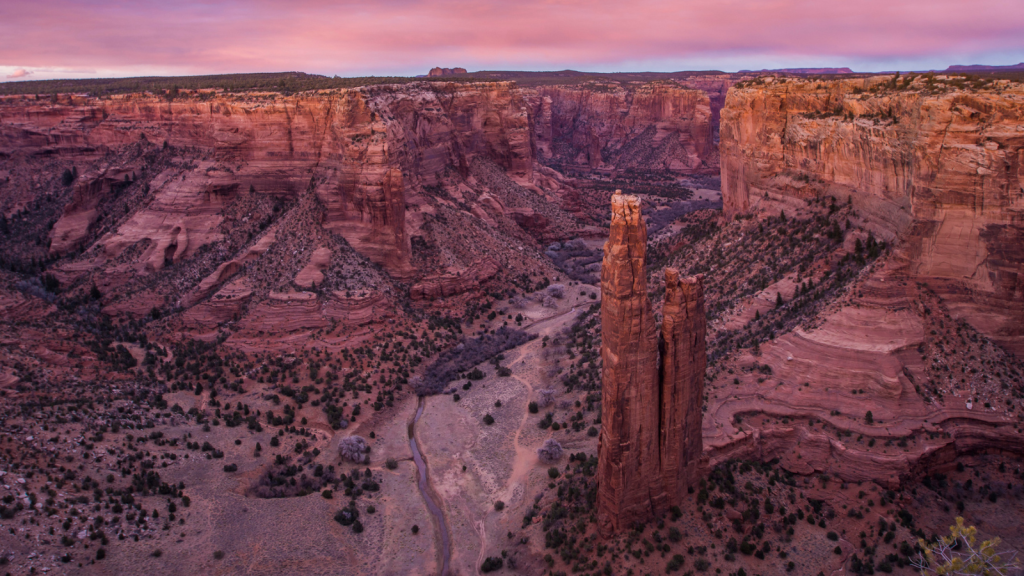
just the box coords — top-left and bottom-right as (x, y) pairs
(481, 557), (504, 572)
(547, 467), (560, 479)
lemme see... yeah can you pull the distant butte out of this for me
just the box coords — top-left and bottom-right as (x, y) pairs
(427, 67), (468, 76)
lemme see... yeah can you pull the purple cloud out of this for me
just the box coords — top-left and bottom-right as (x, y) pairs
(1, 0), (1022, 79)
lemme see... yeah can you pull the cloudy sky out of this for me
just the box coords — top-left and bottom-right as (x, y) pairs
(2, 0), (1023, 81)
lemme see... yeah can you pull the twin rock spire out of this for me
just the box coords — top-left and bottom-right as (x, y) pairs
(597, 191), (706, 536)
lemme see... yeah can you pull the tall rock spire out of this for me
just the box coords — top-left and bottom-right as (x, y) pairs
(597, 191), (706, 537)
(597, 191), (664, 536)
(659, 268), (706, 502)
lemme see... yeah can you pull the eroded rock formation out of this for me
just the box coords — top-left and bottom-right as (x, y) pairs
(597, 192), (706, 536)
(720, 76), (1024, 354)
(659, 269), (706, 501)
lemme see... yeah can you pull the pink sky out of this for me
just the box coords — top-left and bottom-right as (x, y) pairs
(2, 0), (1023, 80)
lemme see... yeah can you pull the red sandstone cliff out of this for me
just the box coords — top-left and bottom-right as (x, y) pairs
(0, 80), (718, 331)
(720, 76), (1024, 353)
(530, 84), (714, 175)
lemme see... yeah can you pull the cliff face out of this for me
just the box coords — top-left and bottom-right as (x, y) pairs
(720, 77), (1024, 353)
(531, 84), (713, 175)
(597, 192), (706, 536)
(0, 83), (538, 275)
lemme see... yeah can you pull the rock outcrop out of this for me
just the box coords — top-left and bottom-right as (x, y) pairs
(720, 76), (1024, 354)
(597, 192), (706, 536)
(409, 258), (499, 300)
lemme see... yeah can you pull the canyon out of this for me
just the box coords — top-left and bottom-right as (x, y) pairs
(0, 71), (1022, 576)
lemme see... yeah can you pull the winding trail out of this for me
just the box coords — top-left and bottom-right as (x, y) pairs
(408, 396), (451, 576)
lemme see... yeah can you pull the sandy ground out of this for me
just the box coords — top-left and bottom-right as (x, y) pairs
(410, 283), (602, 574)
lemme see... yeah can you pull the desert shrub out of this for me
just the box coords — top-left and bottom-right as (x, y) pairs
(483, 414), (495, 425)
(494, 501), (505, 511)
(213, 550), (225, 560)
(548, 467), (560, 479)
(339, 436), (369, 463)
(386, 458), (398, 470)
(334, 506), (359, 526)
(537, 389), (556, 408)
(528, 401), (538, 413)
(538, 439), (563, 463)
(546, 284), (566, 299)
(223, 464), (238, 472)
(481, 557), (504, 572)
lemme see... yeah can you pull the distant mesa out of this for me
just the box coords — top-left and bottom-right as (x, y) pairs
(945, 62), (1024, 72)
(428, 67), (468, 77)
(738, 67), (854, 74)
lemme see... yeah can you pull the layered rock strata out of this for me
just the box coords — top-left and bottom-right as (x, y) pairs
(597, 192), (706, 536)
(720, 76), (1024, 354)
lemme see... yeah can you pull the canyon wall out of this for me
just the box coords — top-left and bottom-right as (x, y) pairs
(720, 76), (1024, 353)
(597, 192), (706, 536)
(1, 81), (713, 285)
(530, 84), (713, 175)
